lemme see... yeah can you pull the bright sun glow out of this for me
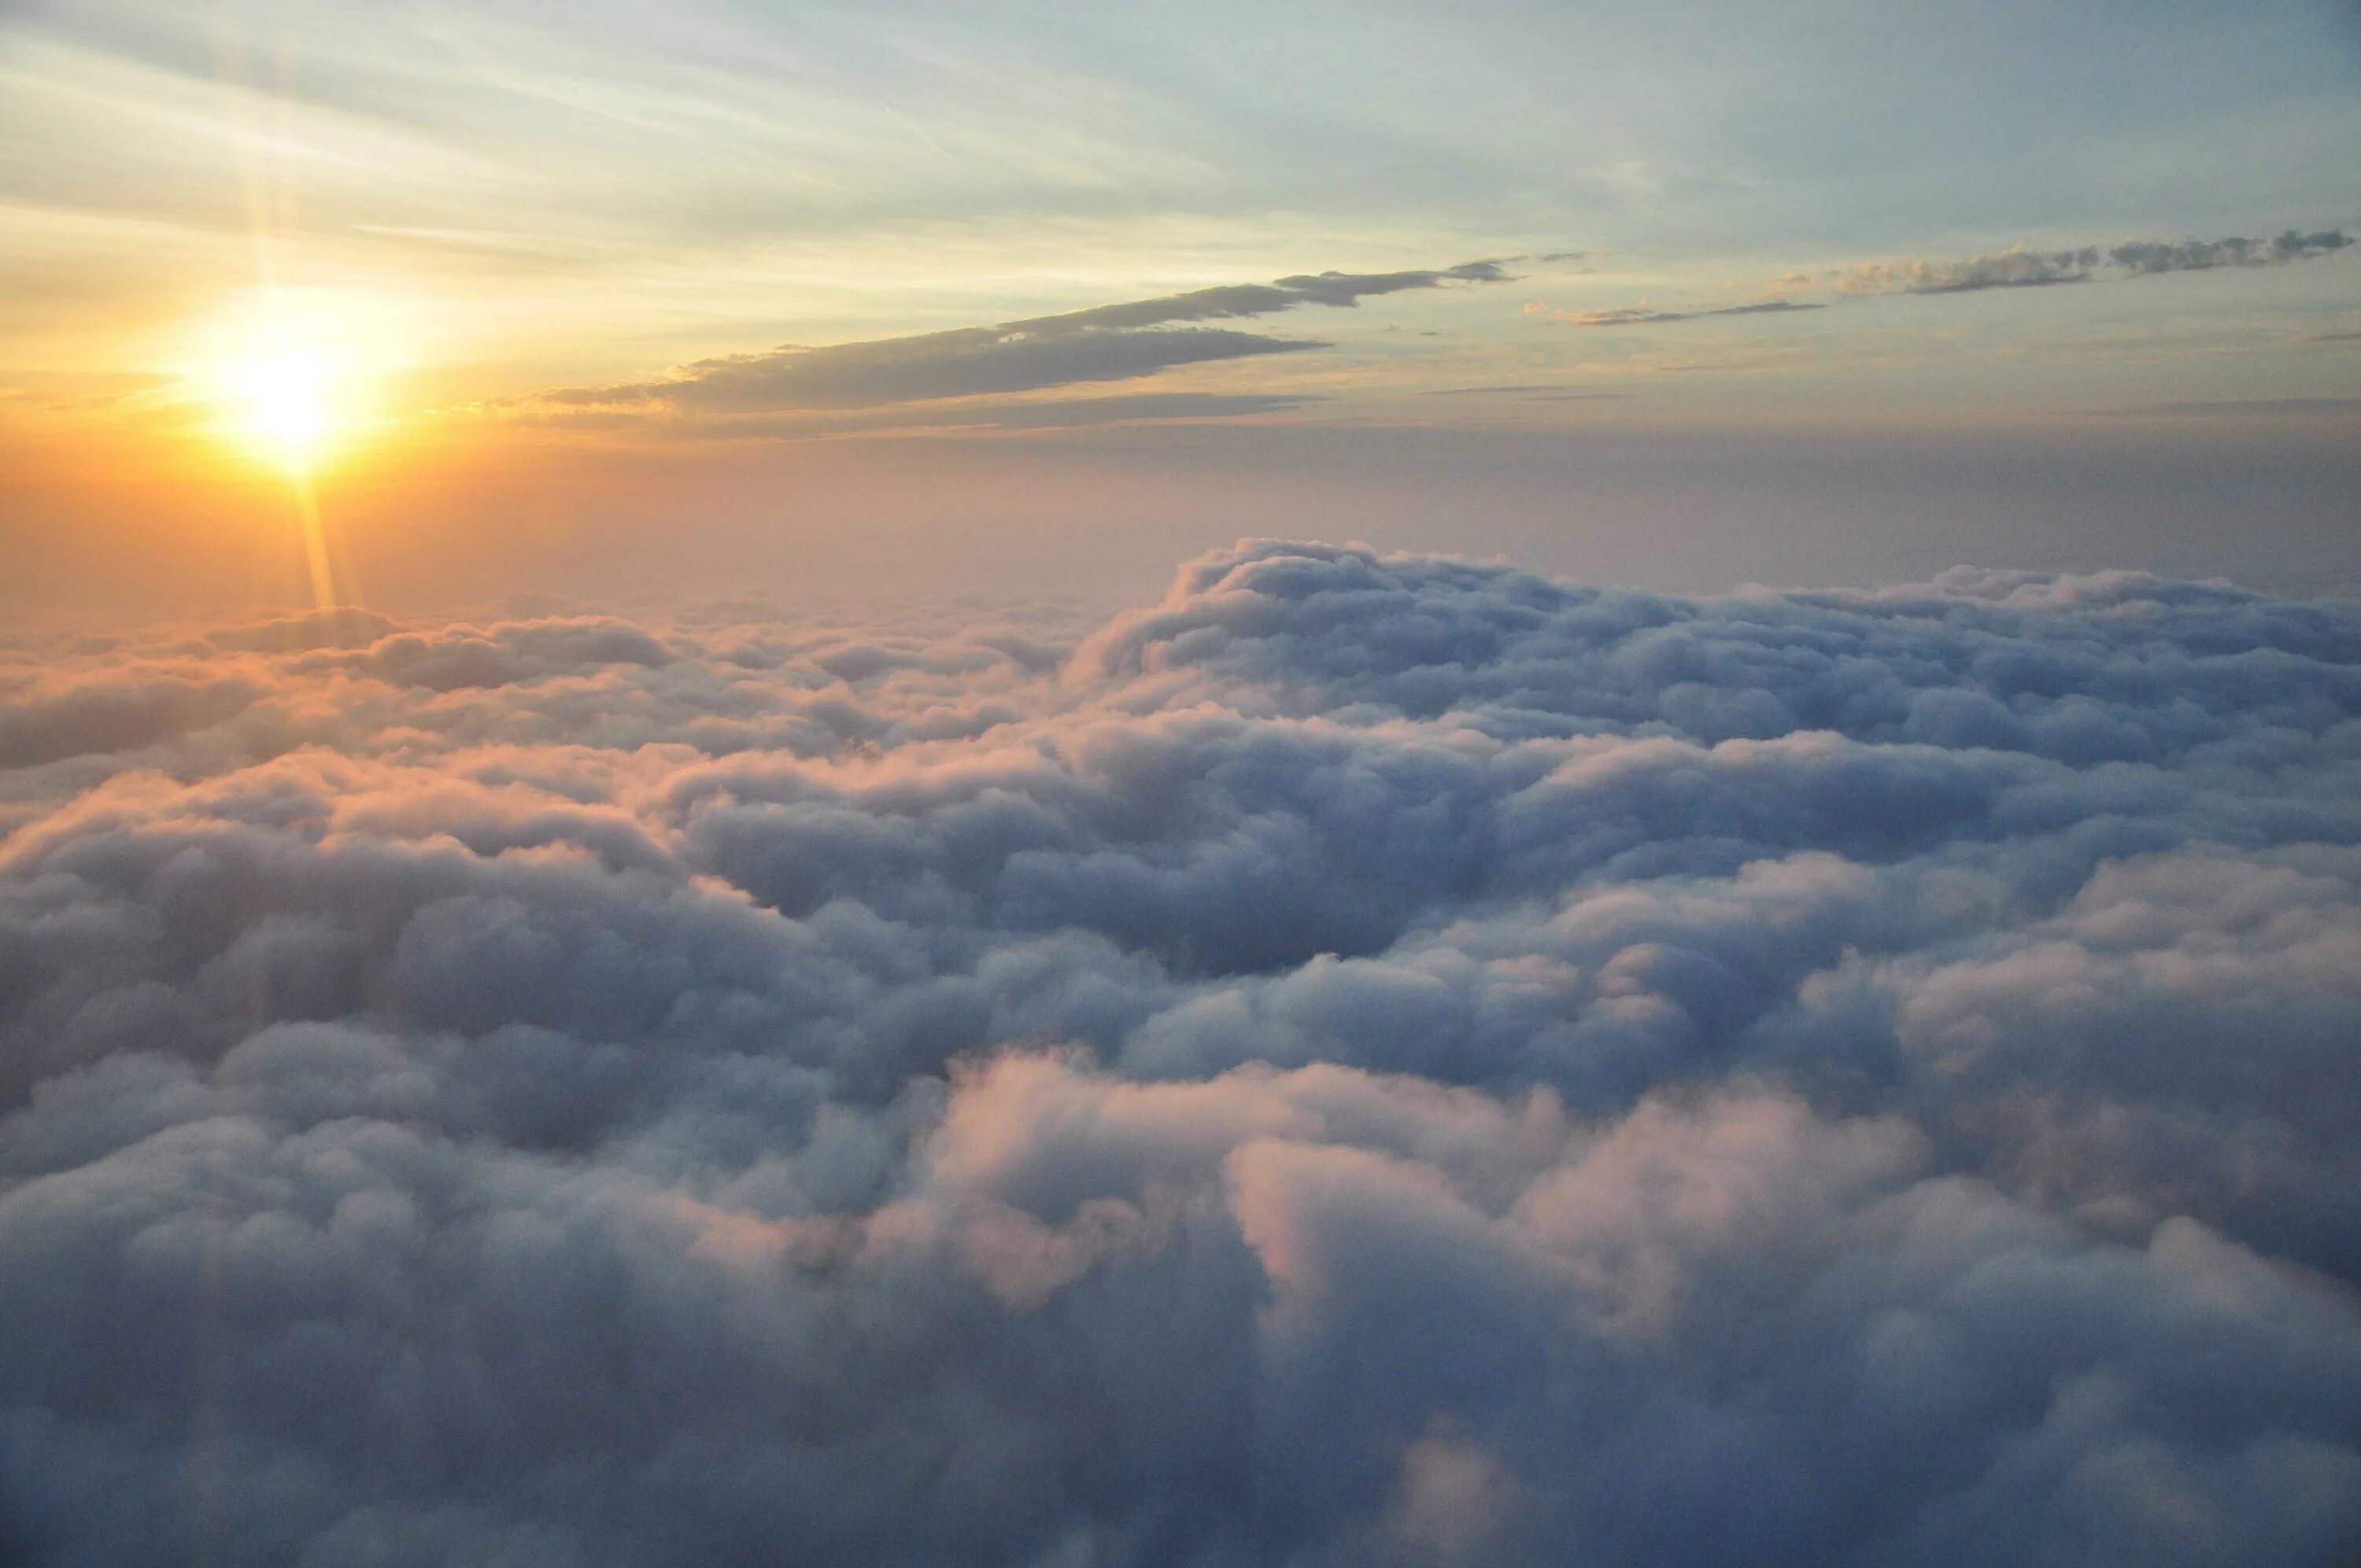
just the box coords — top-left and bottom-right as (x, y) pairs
(232, 347), (335, 467)
(193, 302), (378, 609)
(186, 288), (408, 475)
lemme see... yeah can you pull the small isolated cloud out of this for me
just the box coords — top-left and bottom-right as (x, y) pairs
(1834, 245), (2102, 295)
(4, 541), (2361, 1564)
(1557, 226), (2352, 327)
(2112, 229), (2352, 275)
(1832, 227), (2351, 297)
(1563, 299), (1827, 327)
(535, 260), (1512, 421)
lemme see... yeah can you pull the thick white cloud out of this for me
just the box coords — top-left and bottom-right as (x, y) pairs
(3, 540), (2359, 1565)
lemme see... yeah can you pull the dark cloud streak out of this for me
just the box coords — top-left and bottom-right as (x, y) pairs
(1565, 299), (1827, 327)
(2112, 229), (2352, 275)
(538, 259), (1512, 419)
(1563, 226), (2352, 328)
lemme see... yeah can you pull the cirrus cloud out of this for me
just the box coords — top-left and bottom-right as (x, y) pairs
(1558, 226), (2352, 328)
(531, 260), (1513, 423)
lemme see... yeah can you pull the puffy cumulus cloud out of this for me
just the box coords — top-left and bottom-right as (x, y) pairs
(5, 540), (2361, 1565)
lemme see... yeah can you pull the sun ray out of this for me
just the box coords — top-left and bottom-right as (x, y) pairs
(289, 465), (337, 611)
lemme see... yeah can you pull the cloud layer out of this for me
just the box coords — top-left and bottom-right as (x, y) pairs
(4, 541), (2360, 1566)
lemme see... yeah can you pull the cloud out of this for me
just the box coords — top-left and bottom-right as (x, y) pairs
(4, 541), (2361, 1564)
(1831, 228), (2349, 297)
(1030, 262), (1509, 332)
(1562, 299), (1827, 327)
(538, 260), (1511, 419)
(1834, 245), (2103, 295)
(681, 392), (1318, 441)
(1557, 227), (2352, 327)
(549, 327), (1325, 414)
(2112, 230), (2352, 275)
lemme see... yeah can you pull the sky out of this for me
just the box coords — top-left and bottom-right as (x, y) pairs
(7, 9), (2361, 1565)
(2, 0), (2358, 620)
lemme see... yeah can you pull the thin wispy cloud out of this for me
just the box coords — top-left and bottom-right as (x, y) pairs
(1561, 227), (2353, 327)
(682, 391), (1318, 440)
(2111, 229), (2352, 275)
(533, 260), (1513, 420)
(1834, 245), (2102, 296)
(548, 327), (1325, 412)
(1564, 300), (1828, 327)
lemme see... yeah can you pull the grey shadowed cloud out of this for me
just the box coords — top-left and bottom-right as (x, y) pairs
(1835, 244), (2103, 295)
(1567, 227), (2353, 327)
(1840, 227), (2352, 295)
(1564, 299), (1828, 327)
(1035, 260), (1510, 330)
(681, 391), (1318, 441)
(5, 541), (2361, 1565)
(547, 326), (1324, 412)
(539, 260), (1511, 417)
(2112, 229), (2353, 275)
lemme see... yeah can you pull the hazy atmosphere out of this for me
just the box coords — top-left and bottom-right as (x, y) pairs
(3, 4), (2359, 1565)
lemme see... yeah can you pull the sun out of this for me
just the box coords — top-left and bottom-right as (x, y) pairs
(187, 286), (411, 475)
(201, 321), (367, 610)
(232, 346), (335, 468)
